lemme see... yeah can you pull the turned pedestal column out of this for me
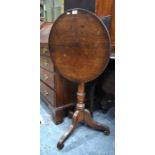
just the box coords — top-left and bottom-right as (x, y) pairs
(48, 8), (111, 149)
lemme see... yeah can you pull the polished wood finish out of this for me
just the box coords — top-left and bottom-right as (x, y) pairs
(40, 22), (77, 124)
(96, 0), (113, 16)
(57, 83), (110, 149)
(64, 0), (115, 53)
(49, 9), (111, 83)
(48, 9), (110, 149)
(40, 56), (54, 72)
(96, 0), (115, 52)
(40, 81), (55, 106)
(40, 68), (55, 88)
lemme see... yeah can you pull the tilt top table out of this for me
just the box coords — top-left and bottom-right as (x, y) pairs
(48, 8), (111, 149)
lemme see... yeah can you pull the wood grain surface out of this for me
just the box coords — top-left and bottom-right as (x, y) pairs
(48, 8), (111, 83)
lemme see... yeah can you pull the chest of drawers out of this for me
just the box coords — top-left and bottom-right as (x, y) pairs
(40, 22), (77, 124)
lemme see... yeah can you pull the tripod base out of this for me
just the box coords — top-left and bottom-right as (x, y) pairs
(57, 108), (110, 149)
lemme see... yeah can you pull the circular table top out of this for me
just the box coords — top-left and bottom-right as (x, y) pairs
(48, 8), (111, 83)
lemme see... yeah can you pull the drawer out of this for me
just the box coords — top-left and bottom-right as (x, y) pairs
(40, 68), (55, 88)
(40, 56), (54, 72)
(40, 81), (56, 106)
(40, 47), (50, 57)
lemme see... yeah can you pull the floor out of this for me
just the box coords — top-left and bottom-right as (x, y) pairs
(40, 98), (115, 155)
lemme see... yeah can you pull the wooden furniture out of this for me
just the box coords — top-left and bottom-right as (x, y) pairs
(40, 22), (77, 124)
(64, 0), (115, 52)
(48, 8), (111, 149)
(96, 0), (115, 52)
(63, 0), (115, 115)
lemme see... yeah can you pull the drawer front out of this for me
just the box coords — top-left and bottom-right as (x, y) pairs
(40, 47), (50, 57)
(40, 68), (55, 88)
(40, 82), (55, 106)
(40, 56), (54, 72)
